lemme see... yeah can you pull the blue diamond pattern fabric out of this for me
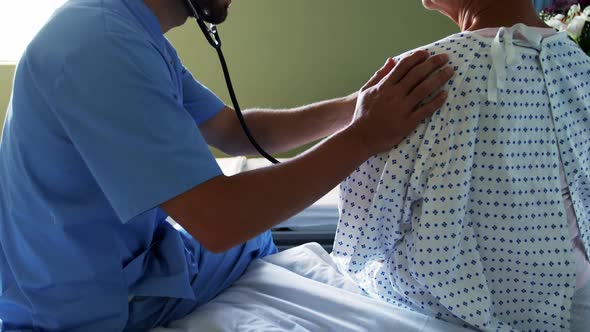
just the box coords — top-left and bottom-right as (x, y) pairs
(332, 26), (590, 331)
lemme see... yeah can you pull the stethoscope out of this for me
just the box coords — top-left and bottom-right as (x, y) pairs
(185, 0), (280, 164)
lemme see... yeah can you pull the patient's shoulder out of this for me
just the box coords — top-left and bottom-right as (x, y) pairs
(396, 32), (490, 70)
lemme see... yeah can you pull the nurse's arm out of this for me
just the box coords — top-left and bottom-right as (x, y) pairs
(202, 96), (356, 156)
(162, 52), (452, 253)
(199, 94), (356, 156)
(162, 126), (368, 253)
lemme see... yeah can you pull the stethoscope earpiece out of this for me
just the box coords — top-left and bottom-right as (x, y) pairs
(186, 0), (221, 49)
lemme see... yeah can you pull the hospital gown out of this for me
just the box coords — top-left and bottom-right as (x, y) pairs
(332, 25), (590, 331)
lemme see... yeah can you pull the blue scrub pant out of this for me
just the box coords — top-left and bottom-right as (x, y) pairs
(124, 229), (277, 331)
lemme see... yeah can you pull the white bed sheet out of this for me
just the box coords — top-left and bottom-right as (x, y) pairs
(151, 243), (474, 332)
(216, 156), (248, 176)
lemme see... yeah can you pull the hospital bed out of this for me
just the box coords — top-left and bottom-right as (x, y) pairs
(153, 158), (474, 331)
(151, 243), (474, 332)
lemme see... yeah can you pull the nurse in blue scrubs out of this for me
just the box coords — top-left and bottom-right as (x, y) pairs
(0, 0), (453, 330)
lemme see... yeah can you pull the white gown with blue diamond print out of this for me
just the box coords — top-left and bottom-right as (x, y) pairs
(332, 25), (590, 331)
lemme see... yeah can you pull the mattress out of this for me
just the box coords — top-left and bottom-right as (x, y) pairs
(150, 243), (474, 332)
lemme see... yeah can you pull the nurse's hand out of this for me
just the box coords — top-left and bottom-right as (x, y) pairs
(349, 51), (452, 156)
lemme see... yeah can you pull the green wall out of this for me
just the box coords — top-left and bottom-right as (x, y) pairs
(0, 0), (457, 154)
(0, 65), (15, 132)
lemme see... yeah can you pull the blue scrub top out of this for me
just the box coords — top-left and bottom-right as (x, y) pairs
(0, 0), (277, 330)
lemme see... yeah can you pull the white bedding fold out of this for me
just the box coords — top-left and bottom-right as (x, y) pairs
(151, 243), (473, 332)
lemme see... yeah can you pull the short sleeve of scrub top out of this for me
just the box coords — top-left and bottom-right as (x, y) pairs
(181, 65), (225, 124)
(52, 33), (223, 222)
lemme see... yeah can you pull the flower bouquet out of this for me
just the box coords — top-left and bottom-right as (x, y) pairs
(541, 0), (590, 55)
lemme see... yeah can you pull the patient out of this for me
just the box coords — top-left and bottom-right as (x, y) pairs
(332, 0), (590, 330)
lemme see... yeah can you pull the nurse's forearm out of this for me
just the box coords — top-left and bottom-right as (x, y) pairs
(164, 125), (370, 253)
(236, 93), (357, 155)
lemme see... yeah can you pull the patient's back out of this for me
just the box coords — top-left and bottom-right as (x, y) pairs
(332, 26), (590, 331)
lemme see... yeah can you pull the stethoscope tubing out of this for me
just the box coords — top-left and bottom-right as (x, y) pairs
(187, 0), (280, 164)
